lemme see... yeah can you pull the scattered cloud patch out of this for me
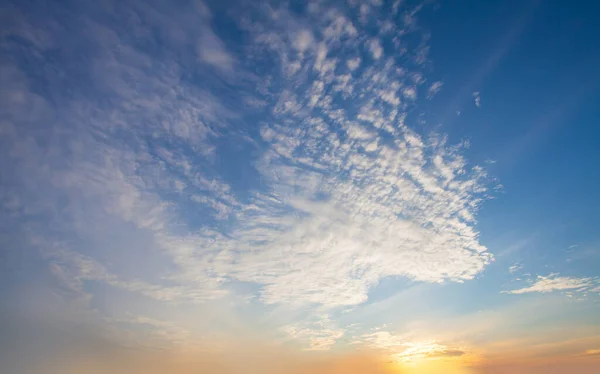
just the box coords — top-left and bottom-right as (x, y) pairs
(293, 29), (314, 53)
(504, 273), (598, 294)
(427, 81), (443, 98)
(197, 28), (234, 71)
(368, 38), (383, 59)
(473, 92), (481, 107)
(346, 57), (361, 71)
(402, 87), (417, 100)
(509, 263), (523, 274)
(282, 315), (344, 351)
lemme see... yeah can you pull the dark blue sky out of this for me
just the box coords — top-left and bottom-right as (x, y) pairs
(417, 0), (600, 278)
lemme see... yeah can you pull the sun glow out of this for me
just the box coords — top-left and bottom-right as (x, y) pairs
(388, 340), (480, 374)
(398, 360), (477, 374)
(392, 340), (454, 363)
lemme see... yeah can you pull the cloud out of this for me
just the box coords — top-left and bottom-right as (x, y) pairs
(583, 349), (600, 356)
(508, 263), (523, 274)
(473, 91), (481, 107)
(197, 28), (234, 71)
(190, 1), (235, 71)
(47, 247), (226, 304)
(282, 315), (344, 351)
(368, 38), (383, 59)
(1, 0), (495, 357)
(503, 273), (597, 294)
(293, 29), (314, 53)
(427, 81), (443, 98)
(346, 57), (361, 71)
(353, 292), (600, 369)
(403, 86), (417, 100)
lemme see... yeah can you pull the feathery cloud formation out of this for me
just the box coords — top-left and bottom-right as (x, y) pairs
(504, 273), (599, 294)
(0, 0), (498, 356)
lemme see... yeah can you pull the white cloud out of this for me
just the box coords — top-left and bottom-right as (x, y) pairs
(368, 38), (383, 59)
(346, 57), (361, 71)
(313, 42), (330, 75)
(473, 91), (481, 107)
(323, 14), (357, 40)
(508, 263), (523, 274)
(354, 331), (407, 350)
(427, 81), (443, 98)
(282, 315), (344, 351)
(197, 28), (234, 71)
(504, 273), (597, 294)
(403, 86), (417, 100)
(293, 29), (313, 53)
(221, 117), (491, 308)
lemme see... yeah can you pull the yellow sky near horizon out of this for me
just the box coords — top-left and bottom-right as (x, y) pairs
(25, 335), (600, 374)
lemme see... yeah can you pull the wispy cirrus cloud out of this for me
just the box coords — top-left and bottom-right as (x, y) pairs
(508, 263), (523, 274)
(503, 273), (599, 294)
(2, 0), (494, 354)
(427, 81), (443, 98)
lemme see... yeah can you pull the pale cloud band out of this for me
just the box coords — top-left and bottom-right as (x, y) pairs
(504, 273), (600, 295)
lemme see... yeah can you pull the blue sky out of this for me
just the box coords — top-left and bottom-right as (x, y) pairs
(1, 0), (600, 373)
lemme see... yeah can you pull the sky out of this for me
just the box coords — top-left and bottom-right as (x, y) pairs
(1, 0), (600, 373)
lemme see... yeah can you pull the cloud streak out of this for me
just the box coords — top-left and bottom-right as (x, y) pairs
(504, 273), (599, 294)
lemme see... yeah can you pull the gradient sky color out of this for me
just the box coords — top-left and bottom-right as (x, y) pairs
(1, 0), (600, 373)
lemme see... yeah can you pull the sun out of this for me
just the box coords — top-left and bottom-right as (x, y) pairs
(388, 341), (478, 374)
